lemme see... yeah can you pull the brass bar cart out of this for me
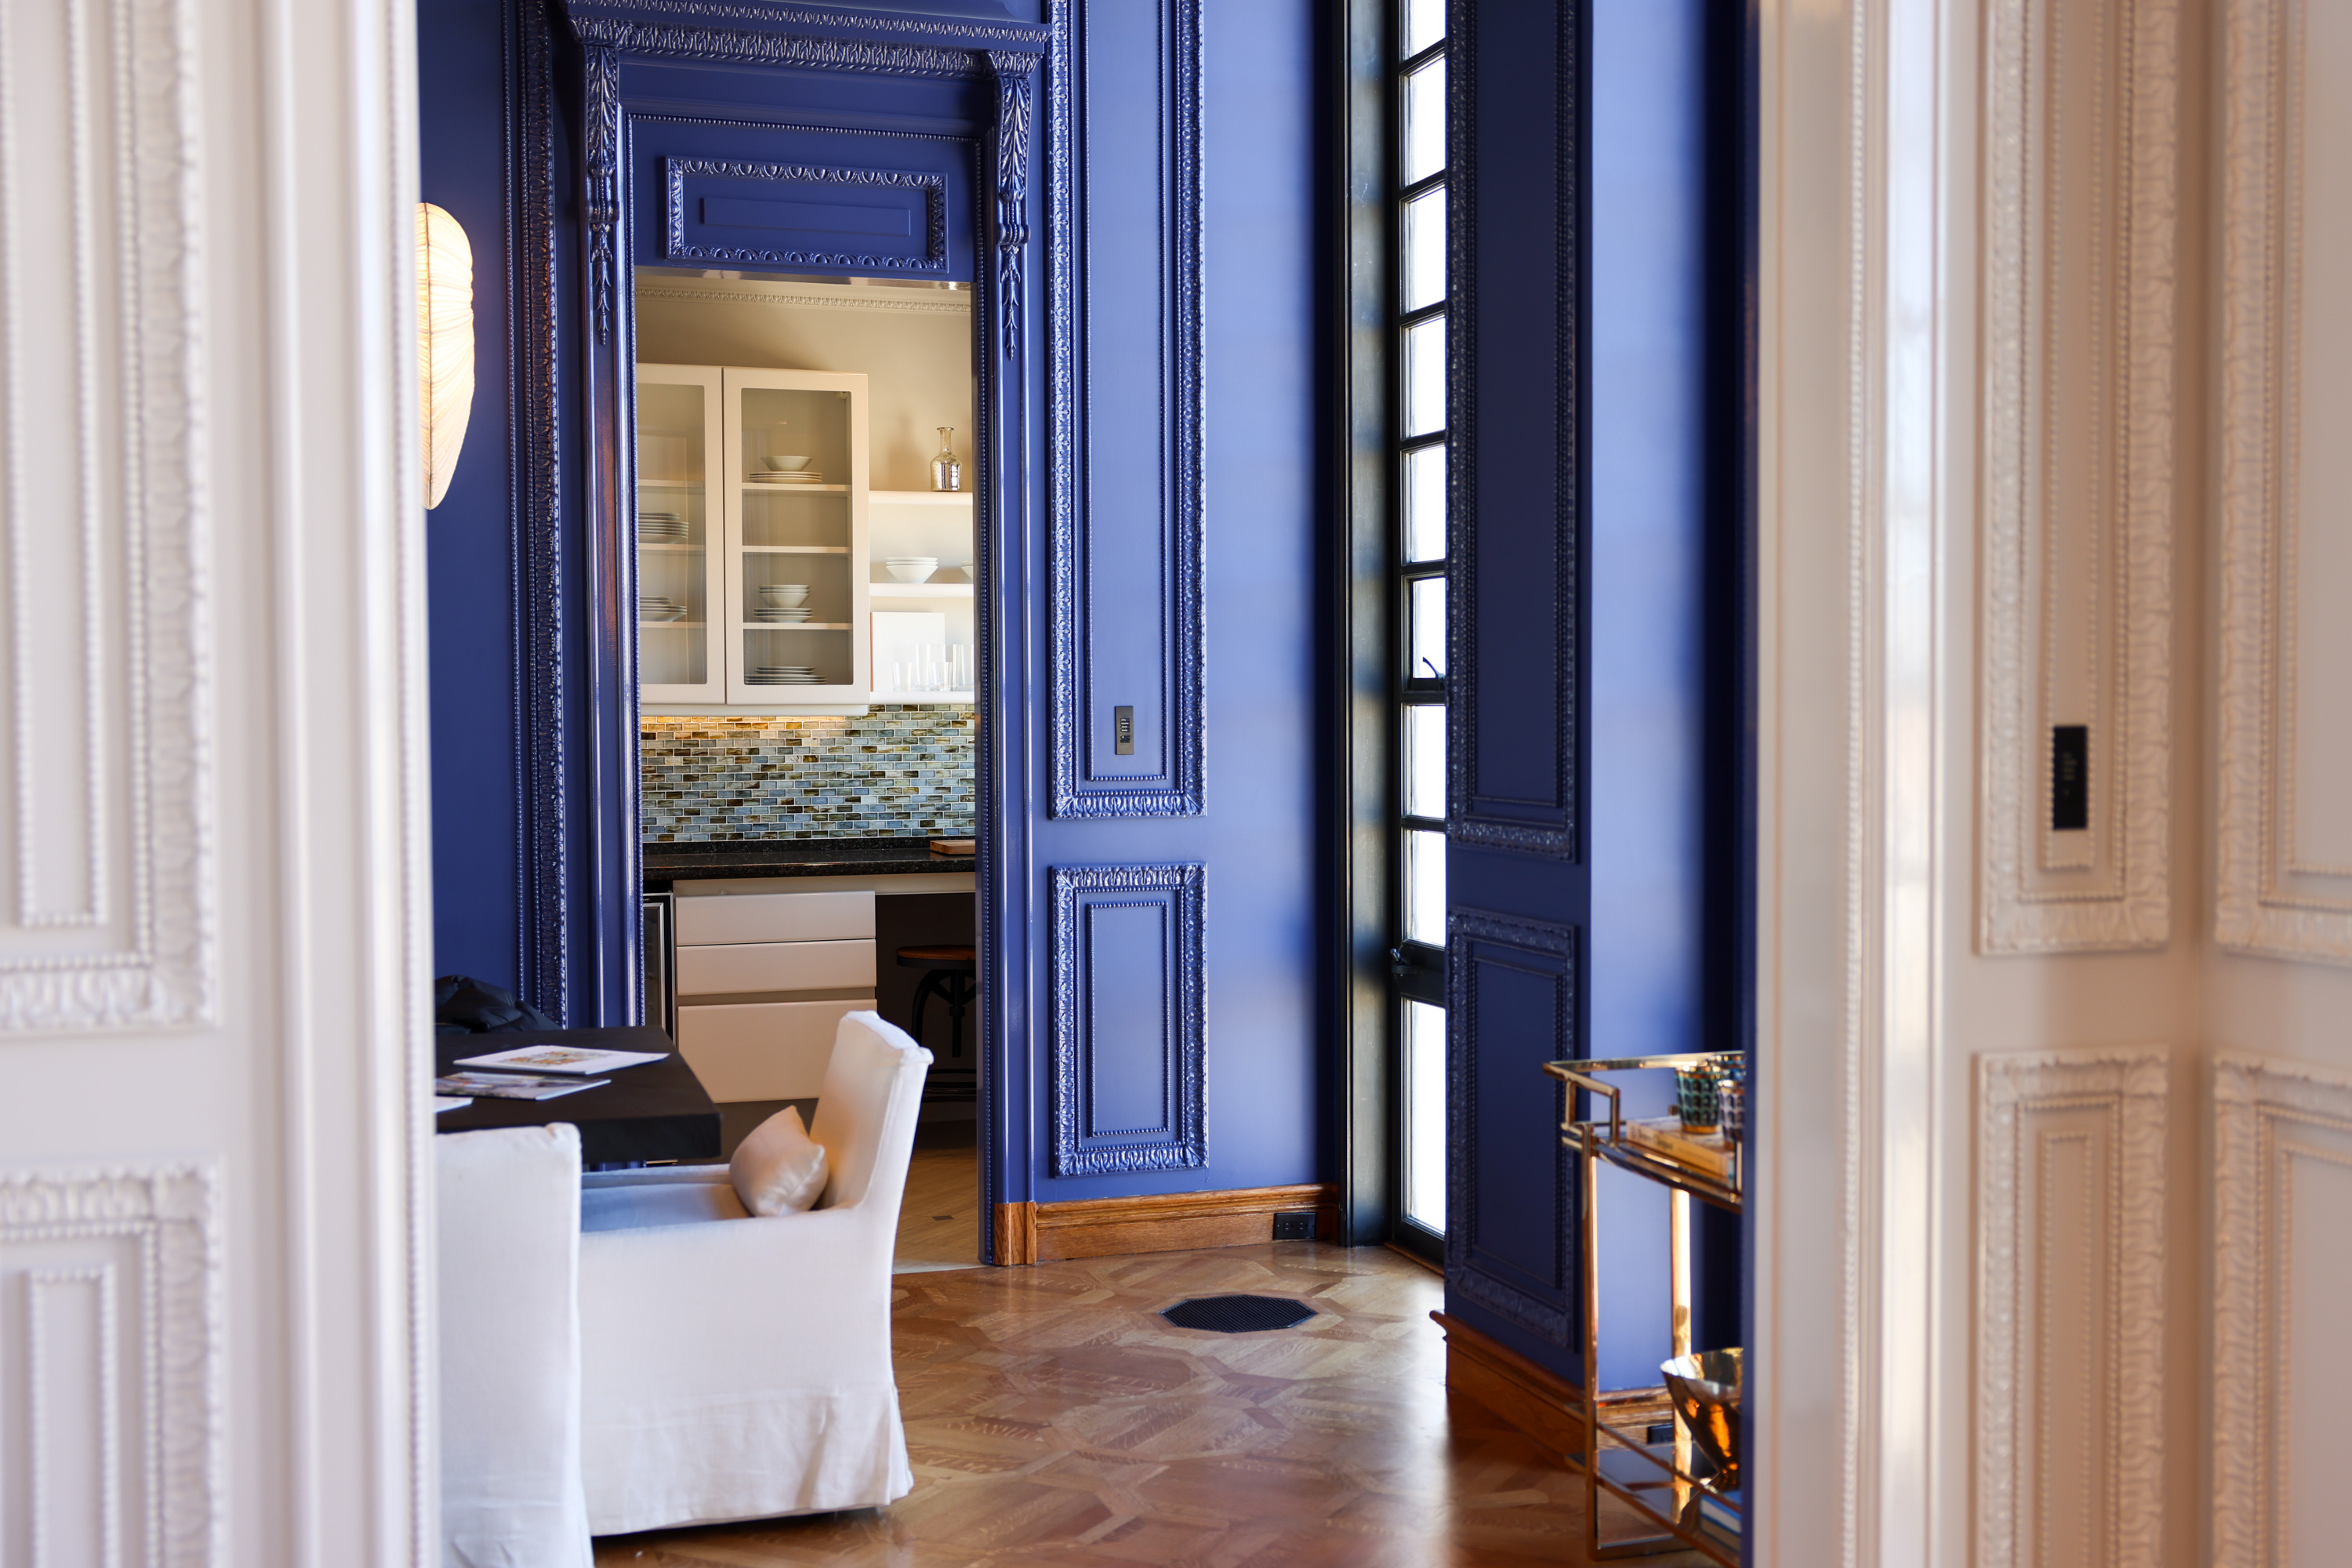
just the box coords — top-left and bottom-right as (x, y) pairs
(1544, 1052), (1743, 1565)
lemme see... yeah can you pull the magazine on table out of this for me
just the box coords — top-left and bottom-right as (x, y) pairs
(432, 1095), (474, 1113)
(433, 1071), (609, 1101)
(453, 1043), (667, 1076)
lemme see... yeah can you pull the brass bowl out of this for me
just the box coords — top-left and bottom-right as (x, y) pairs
(1661, 1348), (1743, 1490)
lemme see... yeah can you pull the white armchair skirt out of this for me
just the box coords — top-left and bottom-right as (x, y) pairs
(577, 1011), (931, 1535)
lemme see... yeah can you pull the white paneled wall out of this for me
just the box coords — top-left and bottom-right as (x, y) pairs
(0, 0), (428, 1559)
(2212, 1056), (2352, 1568)
(1974, 1050), (2167, 1568)
(1977, 0), (2175, 955)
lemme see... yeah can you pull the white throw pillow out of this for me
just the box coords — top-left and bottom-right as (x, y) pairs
(729, 1105), (829, 1217)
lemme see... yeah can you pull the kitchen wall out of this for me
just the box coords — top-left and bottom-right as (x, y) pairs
(641, 709), (975, 841)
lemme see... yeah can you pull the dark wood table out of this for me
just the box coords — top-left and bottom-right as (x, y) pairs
(433, 1025), (721, 1166)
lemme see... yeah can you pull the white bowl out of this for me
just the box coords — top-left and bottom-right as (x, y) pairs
(758, 584), (811, 606)
(884, 557), (938, 583)
(764, 455), (812, 473)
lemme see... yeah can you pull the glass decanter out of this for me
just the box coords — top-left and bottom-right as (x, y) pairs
(930, 426), (961, 492)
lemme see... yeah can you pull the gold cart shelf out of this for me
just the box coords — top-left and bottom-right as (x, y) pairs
(1544, 1052), (1744, 1565)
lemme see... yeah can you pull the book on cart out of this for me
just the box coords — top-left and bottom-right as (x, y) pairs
(1697, 1488), (1741, 1536)
(1623, 1116), (1737, 1181)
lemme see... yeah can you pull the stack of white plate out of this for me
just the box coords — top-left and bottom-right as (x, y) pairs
(751, 607), (814, 622)
(639, 595), (684, 622)
(749, 470), (826, 485)
(748, 665), (820, 685)
(639, 512), (688, 543)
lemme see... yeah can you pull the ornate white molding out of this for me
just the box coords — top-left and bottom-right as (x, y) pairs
(1975, 1047), (2167, 1568)
(1978, 0), (2174, 953)
(2216, 0), (2352, 964)
(0, 1162), (222, 1565)
(2211, 1052), (2352, 1568)
(0, 0), (214, 1031)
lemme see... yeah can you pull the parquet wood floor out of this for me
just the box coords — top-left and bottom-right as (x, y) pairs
(893, 1147), (982, 1274)
(593, 1243), (1708, 1567)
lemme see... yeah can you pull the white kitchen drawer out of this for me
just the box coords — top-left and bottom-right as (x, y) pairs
(675, 889), (875, 946)
(674, 938), (876, 995)
(677, 997), (871, 1101)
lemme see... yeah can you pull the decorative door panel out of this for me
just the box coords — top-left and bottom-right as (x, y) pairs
(1049, 863), (1205, 1177)
(1046, 0), (1203, 818)
(630, 116), (976, 283)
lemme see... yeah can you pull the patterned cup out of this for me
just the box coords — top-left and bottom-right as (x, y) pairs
(1675, 1067), (1720, 1134)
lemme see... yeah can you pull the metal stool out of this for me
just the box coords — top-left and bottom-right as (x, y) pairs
(897, 946), (978, 1090)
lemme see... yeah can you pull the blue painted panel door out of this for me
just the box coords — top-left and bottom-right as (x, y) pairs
(1446, 0), (1740, 1389)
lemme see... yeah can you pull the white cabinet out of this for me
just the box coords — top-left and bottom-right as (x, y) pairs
(672, 887), (877, 1102)
(637, 365), (872, 709)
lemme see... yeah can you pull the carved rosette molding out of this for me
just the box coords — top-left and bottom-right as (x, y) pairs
(567, 0), (1050, 48)
(571, 16), (981, 79)
(1978, 0), (2175, 954)
(0, 0), (216, 1033)
(1047, 862), (1206, 1178)
(1045, 0), (1207, 819)
(2210, 1052), (2352, 1566)
(1974, 1048), (2166, 1568)
(1444, 909), (1578, 1344)
(2216, 0), (2352, 964)
(662, 157), (948, 272)
(0, 1163), (222, 1564)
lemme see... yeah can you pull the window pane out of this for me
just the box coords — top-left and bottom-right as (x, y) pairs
(1402, 57), (1446, 186)
(1403, 314), (1446, 438)
(1403, 444), (1445, 561)
(1403, 1000), (1447, 1232)
(1408, 575), (1446, 682)
(1405, 827), (1446, 945)
(1403, 702), (1445, 819)
(1401, 187), (1446, 313)
(1403, 0), (1444, 59)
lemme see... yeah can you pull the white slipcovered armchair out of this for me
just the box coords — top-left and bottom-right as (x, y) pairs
(575, 1011), (932, 1535)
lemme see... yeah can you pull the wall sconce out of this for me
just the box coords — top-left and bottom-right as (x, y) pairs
(417, 202), (474, 510)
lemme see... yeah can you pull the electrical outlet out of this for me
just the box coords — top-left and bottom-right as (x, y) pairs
(1272, 1211), (1315, 1241)
(2052, 724), (2089, 831)
(1114, 705), (1134, 756)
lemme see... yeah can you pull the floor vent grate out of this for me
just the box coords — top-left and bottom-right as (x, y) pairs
(1160, 1294), (1317, 1334)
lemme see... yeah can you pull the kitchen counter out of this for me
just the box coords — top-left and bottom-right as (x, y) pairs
(643, 836), (974, 888)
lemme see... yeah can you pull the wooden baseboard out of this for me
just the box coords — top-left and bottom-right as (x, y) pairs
(990, 1183), (1337, 1265)
(1432, 1311), (1587, 1462)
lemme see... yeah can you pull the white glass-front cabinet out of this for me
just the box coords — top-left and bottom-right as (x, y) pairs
(636, 365), (871, 708)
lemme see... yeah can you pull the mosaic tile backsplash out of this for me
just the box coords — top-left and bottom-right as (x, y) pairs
(641, 708), (976, 841)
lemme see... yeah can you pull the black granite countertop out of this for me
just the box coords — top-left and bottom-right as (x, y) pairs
(642, 836), (975, 886)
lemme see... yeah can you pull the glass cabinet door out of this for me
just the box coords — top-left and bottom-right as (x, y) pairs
(720, 367), (870, 705)
(636, 365), (724, 702)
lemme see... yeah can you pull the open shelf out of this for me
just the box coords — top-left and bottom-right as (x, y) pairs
(869, 580), (974, 597)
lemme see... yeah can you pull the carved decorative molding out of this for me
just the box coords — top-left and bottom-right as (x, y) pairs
(986, 51), (1036, 361)
(661, 156), (948, 272)
(1974, 1048), (2166, 1568)
(2216, 0), (2352, 964)
(2211, 1051), (2352, 1566)
(0, 1163), (222, 1564)
(1445, 909), (1578, 1345)
(584, 43), (622, 346)
(637, 281), (971, 316)
(517, 0), (568, 1018)
(1047, 862), (1206, 1177)
(0, 0), (216, 1033)
(567, 0), (1051, 49)
(573, 16), (979, 78)
(1045, 0), (1206, 819)
(1978, 0), (2175, 953)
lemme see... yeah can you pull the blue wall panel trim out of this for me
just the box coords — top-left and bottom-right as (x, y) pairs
(1048, 862), (1206, 1176)
(1045, 0), (1205, 818)
(663, 157), (949, 270)
(1446, 0), (1582, 860)
(1445, 909), (1580, 1345)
